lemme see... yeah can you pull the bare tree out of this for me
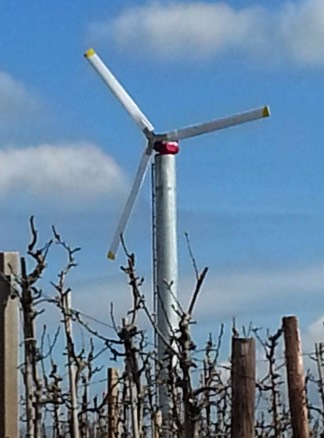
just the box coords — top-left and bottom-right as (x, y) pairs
(13, 219), (324, 437)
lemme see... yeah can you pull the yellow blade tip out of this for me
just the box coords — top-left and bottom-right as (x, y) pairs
(84, 48), (95, 58)
(107, 251), (115, 260)
(263, 106), (270, 117)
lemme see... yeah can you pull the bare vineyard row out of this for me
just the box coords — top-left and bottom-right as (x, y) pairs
(0, 218), (323, 437)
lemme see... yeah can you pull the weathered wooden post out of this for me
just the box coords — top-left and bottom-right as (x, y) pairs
(231, 337), (256, 438)
(0, 252), (19, 438)
(107, 367), (119, 438)
(63, 291), (80, 438)
(152, 410), (162, 438)
(282, 316), (309, 438)
(315, 342), (324, 414)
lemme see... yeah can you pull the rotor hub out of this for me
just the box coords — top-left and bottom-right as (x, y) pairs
(154, 141), (179, 155)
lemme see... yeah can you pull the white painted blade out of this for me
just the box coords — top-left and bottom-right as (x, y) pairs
(85, 48), (154, 135)
(162, 106), (270, 141)
(107, 144), (153, 260)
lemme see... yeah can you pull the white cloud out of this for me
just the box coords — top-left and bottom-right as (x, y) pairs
(307, 316), (324, 342)
(69, 262), (324, 328)
(303, 315), (324, 351)
(189, 262), (324, 320)
(91, 0), (324, 66)
(0, 143), (127, 202)
(279, 0), (324, 66)
(0, 71), (40, 122)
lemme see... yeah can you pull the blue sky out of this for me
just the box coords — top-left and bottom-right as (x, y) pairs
(2, 0), (324, 354)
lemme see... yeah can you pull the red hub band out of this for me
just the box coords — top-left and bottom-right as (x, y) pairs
(154, 141), (179, 155)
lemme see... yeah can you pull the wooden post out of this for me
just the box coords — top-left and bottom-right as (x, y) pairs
(0, 252), (19, 438)
(231, 337), (256, 438)
(107, 368), (119, 438)
(315, 342), (324, 415)
(21, 257), (35, 438)
(153, 410), (162, 438)
(63, 291), (80, 438)
(282, 316), (309, 438)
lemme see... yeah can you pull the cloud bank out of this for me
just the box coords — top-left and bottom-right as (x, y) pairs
(70, 261), (324, 327)
(0, 71), (40, 123)
(91, 0), (324, 66)
(0, 143), (127, 202)
(190, 262), (324, 320)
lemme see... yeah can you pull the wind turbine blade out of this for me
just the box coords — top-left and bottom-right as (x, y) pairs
(84, 48), (154, 136)
(107, 144), (153, 260)
(162, 106), (270, 141)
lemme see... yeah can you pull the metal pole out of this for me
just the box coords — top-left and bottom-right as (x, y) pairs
(0, 252), (19, 438)
(154, 150), (178, 423)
